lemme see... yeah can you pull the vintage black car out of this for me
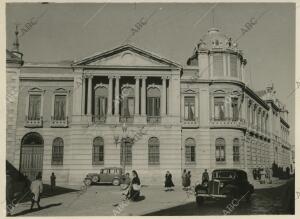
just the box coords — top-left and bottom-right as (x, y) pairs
(84, 167), (130, 186)
(195, 168), (254, 206)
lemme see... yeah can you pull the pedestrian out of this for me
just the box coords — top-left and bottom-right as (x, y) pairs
(50, 172), (56, 193)
(202, 169), (209, 184)
(187, 171), (191, 188)
(182, 169), (187, 190)
(164, 171), (174, 191)
(125, 170), (141, 201)
(30, 174), (43, 210)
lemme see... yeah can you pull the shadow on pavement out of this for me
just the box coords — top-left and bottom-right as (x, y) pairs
(11, 203), (62, 216)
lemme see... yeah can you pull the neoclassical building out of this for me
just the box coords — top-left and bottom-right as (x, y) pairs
(6, 27), (292, 185)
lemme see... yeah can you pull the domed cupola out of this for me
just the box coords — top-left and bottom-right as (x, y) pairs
(187, 28), (246, 82)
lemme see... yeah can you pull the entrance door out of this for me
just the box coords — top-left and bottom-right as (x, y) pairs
(20, 132), (44, 181)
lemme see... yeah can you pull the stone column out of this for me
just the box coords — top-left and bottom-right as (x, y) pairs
(107, 76), (113, 116)
(134, 76), (140, 115)
(114, 76), (120, 116)
(87, 75), (93, 115)
(141, 77), (147, 116)
(72, 69), (83, 123)
(81, 75), (86, 115)
(161, 76), (167, 116)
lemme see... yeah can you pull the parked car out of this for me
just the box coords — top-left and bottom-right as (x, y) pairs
(84, 167), (129, 186)
(195, 168), (254, 206)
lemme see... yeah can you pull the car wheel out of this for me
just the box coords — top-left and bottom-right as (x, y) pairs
(92, 175), (99, 183)
(112, 178), (120, 186)
(84, 178), (92, 186)
(196, 197), (204, 206)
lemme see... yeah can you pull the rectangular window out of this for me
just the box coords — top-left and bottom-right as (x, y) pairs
(121, 97), (134, 117)
(214, 97), (225, 120)
(216, 146), (225, 161)
(185, 146), (195, 163)
(28, 95), (41, 120)
(232, 98), (239, 121)
(184, 96), (195, 121)
(54, 95), (66, 120)
(233, 146), (240, 162)
(148, 145), (160, 165)
(213, 53), (224, 77)
(147, 97), (160, 116)
(95, 96), (107, 118)
(230, 54), (237, 77)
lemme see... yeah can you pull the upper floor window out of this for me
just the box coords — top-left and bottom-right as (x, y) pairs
(93, 137), (104, 165)
(214, 97), (225, 120)
(185, 138), (196, 163)
(28, 94), (41, 120)
(230, 54), (237, 77)
(94, 85), (108, 121)
(231, 97), (239, 121)
(53, 95), (67, 120)
(247, 102), (251, 123)
(121, 86), (135, 117)
(213, 53), (224, 77)
(148, 137), (160, 165)
(147, 87), (160, 117)
(52, 137), (64, 165)
(216, 138), (225, 162)
(184, 96), (195, 121)
(233, 138), (240, 162)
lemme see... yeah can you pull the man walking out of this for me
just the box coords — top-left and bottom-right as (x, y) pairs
(182, 169), (187, 190)
(30, 173), (43, 210)
(50, 172), (56, 193)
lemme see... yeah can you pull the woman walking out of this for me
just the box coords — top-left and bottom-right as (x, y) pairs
(164, 171), (174, 191)
(186, 171), (191, 188)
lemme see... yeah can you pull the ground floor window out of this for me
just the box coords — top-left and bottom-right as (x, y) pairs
(216, 138), (225, 161)
(52, 137), (64, 165)
(120, 139), (132, 165)
(93, 137), (104, 165)
(233, 138), (240, 162)
(185, 138), (196, 163)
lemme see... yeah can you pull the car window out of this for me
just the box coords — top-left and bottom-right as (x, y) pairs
(213, 171), (236, 179)
(113, 169), (120, 174)
(103, 169), (110, 174)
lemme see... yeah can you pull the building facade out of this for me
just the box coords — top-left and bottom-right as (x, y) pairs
(6, 28), (292, 185)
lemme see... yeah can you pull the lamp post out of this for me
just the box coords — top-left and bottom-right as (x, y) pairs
(114, 123), (128, 173)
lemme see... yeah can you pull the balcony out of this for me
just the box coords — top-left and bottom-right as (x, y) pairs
(25, 116), (43, 128)
(119, 115), (134, 123)
(92, 115), (106, 124)
(50, 116), (68, 127)
(147, 116), (161, 124)
(210, 117), (246, 129)
(182, 118), (199, 128)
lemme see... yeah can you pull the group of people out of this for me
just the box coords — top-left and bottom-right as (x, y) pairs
(181, 169), (192, 190)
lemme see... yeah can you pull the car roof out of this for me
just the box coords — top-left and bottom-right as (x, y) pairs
(212, 168), (247, 173)
(101, 167), (122, 170)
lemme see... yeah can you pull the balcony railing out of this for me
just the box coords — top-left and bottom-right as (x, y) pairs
(210, 117), (246, 128)
(92, 115), (106, 124)
(147, 116), (161, 124)
(119, 115), (134, 123)
(25, 116), (43, 128)
(50, 116), (68, 127)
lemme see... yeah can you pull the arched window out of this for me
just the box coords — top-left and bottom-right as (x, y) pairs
(216, 138), (225, 161)
(185, 138), (196, 163)
(93, 137), (104, 165)
(52, 137), (64, 165)
(147, 87), (161, 117)
(233, 138), (240, 162)
(148, 137), (160, 165)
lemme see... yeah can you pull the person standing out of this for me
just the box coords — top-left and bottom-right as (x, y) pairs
(30, 174), (43, 210)
(182, 169), (187, 190)
(202, 169), (209, 184)
(50, 172), (56, 193)
(164, 171), (174, 191)
(187, 171), (191, 188)
(126, 170), (141, 201)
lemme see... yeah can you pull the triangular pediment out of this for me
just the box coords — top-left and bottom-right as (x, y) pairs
(73, 44), (181, 68)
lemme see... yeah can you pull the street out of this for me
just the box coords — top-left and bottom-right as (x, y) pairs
(8, 179), (294, 216)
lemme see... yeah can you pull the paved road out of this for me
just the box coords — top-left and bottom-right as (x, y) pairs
(145, 179), (295, 215)
(9, 179), (294, 216)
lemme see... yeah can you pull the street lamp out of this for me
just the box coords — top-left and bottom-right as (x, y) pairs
(114, 123), (128, 173)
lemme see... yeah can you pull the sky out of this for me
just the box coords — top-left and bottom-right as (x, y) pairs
(6, 2), (295, 143)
